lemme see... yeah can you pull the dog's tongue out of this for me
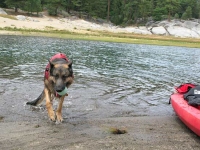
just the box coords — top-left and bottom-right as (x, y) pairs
(57, 87), (67, 96)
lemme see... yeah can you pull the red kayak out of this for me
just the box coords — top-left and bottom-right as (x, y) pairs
(171, 93), (200, 136)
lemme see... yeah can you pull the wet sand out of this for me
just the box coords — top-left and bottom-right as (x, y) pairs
(0, 115), (200, 150)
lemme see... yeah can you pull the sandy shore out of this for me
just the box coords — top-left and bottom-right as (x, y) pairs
(1, 116), (200, 150)
(0, 10), (129, 35)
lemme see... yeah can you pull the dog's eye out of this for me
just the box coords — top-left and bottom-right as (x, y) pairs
(64, 75), (68, 78)
(55, 74), (59, 79)
(62, 75), (67, 79)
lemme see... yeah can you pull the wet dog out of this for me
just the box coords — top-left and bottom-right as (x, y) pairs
(26, 53), (74, 123)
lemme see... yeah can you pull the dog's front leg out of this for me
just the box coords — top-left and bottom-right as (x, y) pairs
(56, 96), (65, 123)
(44, 88), (55, 121)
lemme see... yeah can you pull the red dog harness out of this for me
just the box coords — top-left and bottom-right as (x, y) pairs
(44, 53), (69, 80)
(44, 53), (70, 97)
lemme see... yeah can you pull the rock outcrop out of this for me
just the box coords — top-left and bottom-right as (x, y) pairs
(122, 19), (200, 38)
(146, 19), (200, 38)
(1, 8), (200, 39)
(0, 8), (7, 15)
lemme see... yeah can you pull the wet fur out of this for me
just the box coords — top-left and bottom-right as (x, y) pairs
(26, 58), (73, 123)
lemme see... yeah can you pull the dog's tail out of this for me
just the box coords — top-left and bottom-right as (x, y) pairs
(26, 90), (45, 106)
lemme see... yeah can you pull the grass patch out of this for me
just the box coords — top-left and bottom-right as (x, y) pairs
(45, 26), (55, 30)
(1, 27), (200, 48)
(0, 14), (17, 20)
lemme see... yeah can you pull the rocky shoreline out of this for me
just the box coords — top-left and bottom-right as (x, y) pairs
(1, 8), (200, 39)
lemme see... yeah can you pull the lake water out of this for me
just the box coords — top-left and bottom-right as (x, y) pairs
(0, 35), (200, 122)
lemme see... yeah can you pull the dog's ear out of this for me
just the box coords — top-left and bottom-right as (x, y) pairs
(68, 60), (73, 68)
(68, 60), (73, 76)
(49, 60), (55, 76)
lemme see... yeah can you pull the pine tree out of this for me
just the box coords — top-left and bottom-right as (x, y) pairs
(107, 0), (110, 21)
(45, 0), (67, 16)
(165, 0), (180, 21)
(139, 0), (153, 22)
(23, 0), (42, 15)
(0, 0), (6, 7)
(110, 0), (123, 25)
(185, 6), (192, 19)
(5, 0), (25, 12)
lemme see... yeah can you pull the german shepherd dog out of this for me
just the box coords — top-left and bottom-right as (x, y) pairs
(26, 53), (74, 123)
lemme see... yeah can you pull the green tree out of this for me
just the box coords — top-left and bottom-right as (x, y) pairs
(181, 12), (187, 20)
(5, 0), (25, 12)
(110, 0), (123, 25)
(185, 6), (192, 19)
(71, 0), (82, 9)
(152, 7), (167, 21)
(81, 0), (107, 19)
(107, 0), (111, 21)
(139, 0), (153, 21)
(122, 0), (140, 24)
(46, 0), (67, 16)
(0, 0), (6, 7)
(179, 0), (196, 18)
(197, 0), (200, 18)
(23, 0), (42, 15)
(174, 13), (179, 19)
(165, 0), (180, 21)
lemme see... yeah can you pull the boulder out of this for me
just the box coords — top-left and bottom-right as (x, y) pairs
(145, 21), (154, 27)
(16, 15), (26, 21)
(124, 27), (152, 35)
(138, 26), (147, 30)
(0, 8), (7, 15)
(166, 26), (200, 38)
(151, 26), (166, 35)
(60, 10), (70, 17)
(191, 24), (200, 35)
(157, 20), (169, 27)
(183, 21), (199, 29)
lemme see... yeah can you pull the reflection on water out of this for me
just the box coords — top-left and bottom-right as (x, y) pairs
(0, 35), (200, 121)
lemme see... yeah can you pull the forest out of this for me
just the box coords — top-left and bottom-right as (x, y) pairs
(0, 0), (200, 25)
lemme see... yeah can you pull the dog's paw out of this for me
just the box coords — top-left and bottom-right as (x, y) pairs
(48, 111), (56, 122)
(56, 112), (63, 123)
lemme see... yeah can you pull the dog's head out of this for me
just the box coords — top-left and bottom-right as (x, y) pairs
(49, 59), (73, 92)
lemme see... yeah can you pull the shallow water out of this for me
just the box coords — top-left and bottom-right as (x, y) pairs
(0, 35), (200, 122)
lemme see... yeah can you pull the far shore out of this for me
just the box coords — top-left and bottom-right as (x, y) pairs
(1, 29), (200, 48)
(1, 9), (200, 48)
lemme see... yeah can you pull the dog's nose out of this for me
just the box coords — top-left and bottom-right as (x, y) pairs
(56, 86), (65, 92)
